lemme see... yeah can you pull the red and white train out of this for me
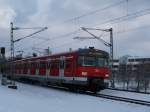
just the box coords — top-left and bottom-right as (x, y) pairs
(5, 47), (110, 92)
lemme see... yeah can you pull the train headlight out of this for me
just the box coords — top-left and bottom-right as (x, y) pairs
(105, 74), (109, 77)
(82, 72), (87, 76)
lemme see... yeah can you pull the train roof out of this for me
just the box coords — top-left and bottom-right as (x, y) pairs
(13, 48), (109, 62)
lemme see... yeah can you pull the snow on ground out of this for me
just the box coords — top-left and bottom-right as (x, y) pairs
(0, 82), (150, 112)
(100, 89), (150, 102)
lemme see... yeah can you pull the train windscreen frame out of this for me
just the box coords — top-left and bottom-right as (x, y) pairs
(78, 56), (108, 68)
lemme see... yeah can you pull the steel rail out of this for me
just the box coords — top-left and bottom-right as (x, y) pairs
(106, 87), (150, 95)
(87, 93), (150, 107)
(46, 85), (150, 107)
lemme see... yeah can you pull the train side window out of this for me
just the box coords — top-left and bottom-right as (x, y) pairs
(40, 61), (46, 68)
(51, 61), (59, 69)
(24, 63), (26, 69)
(51, 61), (54, 69)
(56, 62), (59, 69)
(28, 63), (30, 68)
(14, 64), (17, 69)
(20, 63), (23, 69)
(34, 62), (36, 68)
(26, 63), (29, 69)
(36, 62), (39, 68)
(22, 63), (24, 68)
(23, 63), (25, 69)
(30, 62), (33, 68)
(31, 62), (34, 68)
(17, 64), (19, 69)
(51, 63), (54, 69)
(18, 64), (20, 69)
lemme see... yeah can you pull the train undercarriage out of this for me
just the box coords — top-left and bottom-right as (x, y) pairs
(7, 74), (108, 93)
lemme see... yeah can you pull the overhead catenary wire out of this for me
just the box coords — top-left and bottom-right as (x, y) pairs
(14, 27), (48, 42)
(35, 24), (150, 51)
(20, 22), (150, 54)
(19, 23), (150, 55)
(92, 7), (150, 27)
(19, 30), (81, 52)
(15, 1), (150, 54)
(29, 7), (150, 47)
(31, 29), (81, 47)
(12, 0), (131, 49)
(63, 0), (130, 23)
(12, 27), (48, 30)
(16, 6), (150, 49)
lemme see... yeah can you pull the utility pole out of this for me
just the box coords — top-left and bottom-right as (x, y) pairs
(10, 22), (14, 60)
(110, 28), (113, 61)
(109, 28), (115, 88)
(9, 22), (48, 89)
(9, 22), (17, 89)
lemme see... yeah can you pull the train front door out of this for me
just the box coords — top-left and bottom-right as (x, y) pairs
(59, 56), (65, 79)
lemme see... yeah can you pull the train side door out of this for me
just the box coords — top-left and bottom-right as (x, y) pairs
(35, 60), (39, 75)
(46, 60), (51, 78)
(59, 56), (65, 79)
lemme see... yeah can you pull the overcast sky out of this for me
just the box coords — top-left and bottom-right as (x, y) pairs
(0, 0), (150, 58)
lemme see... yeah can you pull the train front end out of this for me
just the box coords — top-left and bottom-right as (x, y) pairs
(76, 48), (110, 92)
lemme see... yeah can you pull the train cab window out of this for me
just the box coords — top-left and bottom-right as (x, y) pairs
(78, 56), (108, 68)
(78, 56), (96, 67)
(97, 58), (108, 67)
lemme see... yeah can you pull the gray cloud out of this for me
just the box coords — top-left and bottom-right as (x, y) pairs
(0, 0), (150, 58)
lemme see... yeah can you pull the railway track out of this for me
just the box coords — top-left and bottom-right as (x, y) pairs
(14, 80), (150, 107)
(91, 93), (150, 107)
(107, 87), (150, 94)
(47, 85), (150, 107)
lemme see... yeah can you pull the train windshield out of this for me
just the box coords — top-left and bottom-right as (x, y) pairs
(97, 58), (108, 67)
(78, 56), (108, 67)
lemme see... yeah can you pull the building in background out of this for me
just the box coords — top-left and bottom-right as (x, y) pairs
(113, 57), (150, 73)
(112, 56), (150, 92)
